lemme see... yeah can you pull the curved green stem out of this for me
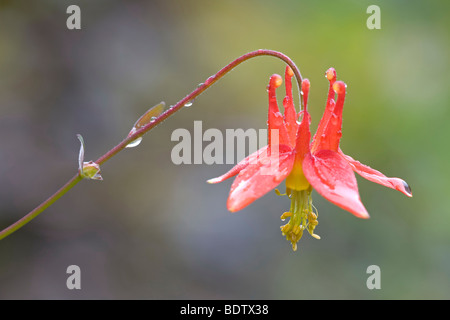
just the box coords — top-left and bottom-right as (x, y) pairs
(0, 174), (82, 240)
(0, 49), (304, 240)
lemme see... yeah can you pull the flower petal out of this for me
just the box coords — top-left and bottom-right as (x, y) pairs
(267, 74), (290, 147)
(311, 80), (346, 153)
(311, 68), (336, 153)
(207, 145), (269, 184)
(227, 144), (294, 212)
(282, 66), (298, 148)
(293, 108), (311, 161)
(339, 149), (412, 197)
(303, 149), (369, 219)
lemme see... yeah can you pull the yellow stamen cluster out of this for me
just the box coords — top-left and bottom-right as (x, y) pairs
(278, 187), (320, 251)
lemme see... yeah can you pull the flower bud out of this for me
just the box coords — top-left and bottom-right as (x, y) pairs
(80, 161), (103, 180)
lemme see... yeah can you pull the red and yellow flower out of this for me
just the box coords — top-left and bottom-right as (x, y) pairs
(208, 67), (412, 251)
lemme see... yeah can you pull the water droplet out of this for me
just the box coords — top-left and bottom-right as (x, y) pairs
(184, 101), (193, 107)
(401, 179), (412, 196)
(205, 75), (216, 84)
(331, 114), (338, 125)
(126, 137), (143, 148)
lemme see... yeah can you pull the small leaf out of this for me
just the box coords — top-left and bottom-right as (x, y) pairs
(131, 101), (165, 132)
(76, 134), (103, 181)
(126, 102), (165, 148)
(77, 134), (85, 172)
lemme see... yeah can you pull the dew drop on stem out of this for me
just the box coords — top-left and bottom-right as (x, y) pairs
(125, 136), (143, 148)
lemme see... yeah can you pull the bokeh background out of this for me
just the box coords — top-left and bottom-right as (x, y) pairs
(0, 0), (449, 299)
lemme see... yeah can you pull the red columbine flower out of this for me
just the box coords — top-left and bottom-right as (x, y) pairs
(208, 66), (412, 251)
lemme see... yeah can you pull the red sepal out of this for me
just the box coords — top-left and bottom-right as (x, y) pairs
(227, 144), (294, 212)
(339, 149), (412, 197)
(302, 149), (369, 219)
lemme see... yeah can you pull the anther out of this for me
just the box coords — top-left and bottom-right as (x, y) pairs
(280, 212), (292, 220)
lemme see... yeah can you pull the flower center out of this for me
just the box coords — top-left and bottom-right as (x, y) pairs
(279, 187), (320, 251)
(285, 160), (310, 193)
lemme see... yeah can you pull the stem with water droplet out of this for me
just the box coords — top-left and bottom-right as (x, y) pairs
(0, 49), (304, 240)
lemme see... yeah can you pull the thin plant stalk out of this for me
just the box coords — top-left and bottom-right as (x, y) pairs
(0, 49), (304, 241)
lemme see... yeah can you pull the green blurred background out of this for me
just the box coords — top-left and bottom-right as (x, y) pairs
(0, 0), (449, 299)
